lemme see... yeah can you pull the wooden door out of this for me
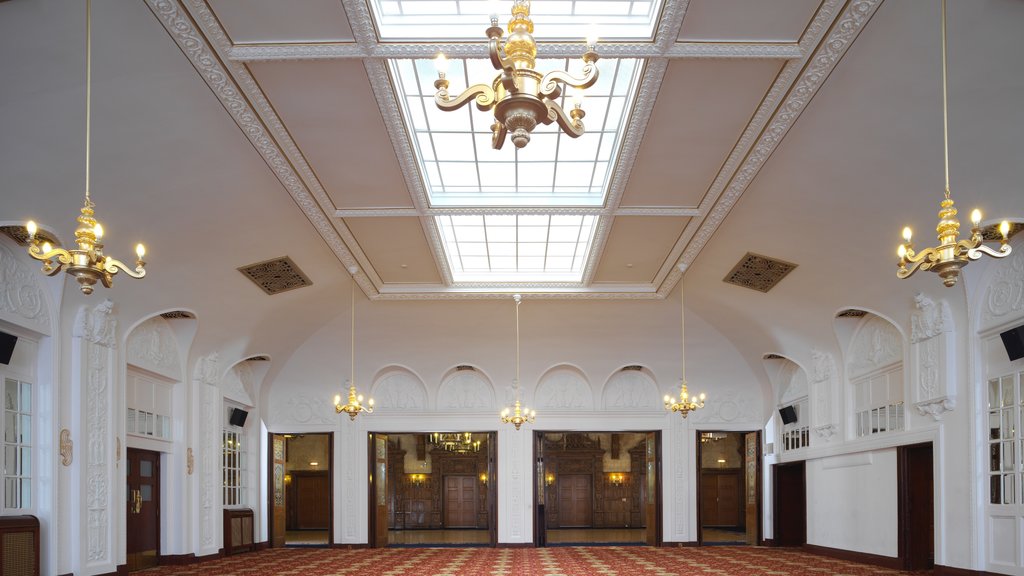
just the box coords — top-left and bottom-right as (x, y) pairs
(645, 431), (659, 545)
(269, 434), (287, 547)
(294, 472), (330, 529)
(373, 433), (389, 547)
(126, 449), (160, 571)
(701, 472), (741, 526)
(744, 432), (760, 545)
(445, 475), (478, 527)
(773, 461), (806, 546)
(556, 475), (592, 527)
(899, 443), (934, 570)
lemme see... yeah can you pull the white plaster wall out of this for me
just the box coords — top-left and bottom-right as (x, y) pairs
(806, 449), (898, 557)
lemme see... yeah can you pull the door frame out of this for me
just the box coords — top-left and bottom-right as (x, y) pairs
(267, 432), (334, 547)
(696, 430), (763, 546)
(897, 442), (934, 570)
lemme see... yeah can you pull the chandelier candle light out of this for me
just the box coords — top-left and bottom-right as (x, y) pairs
(433, 0), (600, 149)
(896, 0), (1011, 287)
(335, 268), (374, 421)
(665, 276), (706, 418)
(501, 294), (535, 430)
(26, 0), (146, 295)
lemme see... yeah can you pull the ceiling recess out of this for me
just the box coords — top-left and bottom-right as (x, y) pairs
(160, 310), (196, 319)
(247, 355), (270, 362)
(238, 256), (313, 296)
(836, 309), (868, 318)
(723, 252), (798, 293)
(982, 221), (1023, 242)
(762, 353), (786, 360)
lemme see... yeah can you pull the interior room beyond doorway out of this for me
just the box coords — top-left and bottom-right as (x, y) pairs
(698, 431), (760, 546)
(283, 433), (331, 546)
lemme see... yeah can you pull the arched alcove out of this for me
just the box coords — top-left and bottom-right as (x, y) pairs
(601, 366), (660, 411)
(535, 364), (593, 411)
(436, 366), (496, 412)
(371, 365), (429, 412)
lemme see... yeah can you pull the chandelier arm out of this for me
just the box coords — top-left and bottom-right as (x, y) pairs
(491, 120), (508, 150)
(102, 256), (146, 279)
(28, 245), (72, 270)
(488, 37), (518, 94)
(967, 243), (1012, 261)
(538, 63), (599, 100)
(897, 246), (942, 278)
(543, 100), (584, 137)
(435, 83), (498, 112)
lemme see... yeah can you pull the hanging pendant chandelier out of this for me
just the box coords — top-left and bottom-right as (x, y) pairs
(334, 269), (374, 421)
(665, 278), (705, 418)
(433, 0), (599, 149)
(25, 0), (146, 295)
(501, 294), (535, 430)
(429, 432), (482, 454)
(896, 0), (1012, 287)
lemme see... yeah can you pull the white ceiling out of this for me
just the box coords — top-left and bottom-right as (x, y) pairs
(1, 0), (1021, 385)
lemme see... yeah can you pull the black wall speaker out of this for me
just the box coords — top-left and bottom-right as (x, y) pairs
(229, 408), (249, 427)
(1001, 325), (1024, 362)
(779, 405), (798, 425)
(0, 332), (17, 365)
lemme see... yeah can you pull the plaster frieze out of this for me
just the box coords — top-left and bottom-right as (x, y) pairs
(0, 241), (51, 334)
(982, 248), (1024, 329)
(910, 293), (954, 343)
(127, 316), (181, 381)
(915, 396), (955, 422)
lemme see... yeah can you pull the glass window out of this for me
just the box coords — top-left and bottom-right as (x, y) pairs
(223, 427), (245, 507)
(3, 378), (32, 510)
(989, 370), (1024, 505)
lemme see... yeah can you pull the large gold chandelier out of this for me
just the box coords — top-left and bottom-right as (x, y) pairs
(26, 0), (146, 295)
(433, 0), (599, 149)
(896, 0), (1011, 287)
(665, 279), (705, 418)
(334, 269), (374, 421)
(501, 295), (535, 430)
(430, 432), (482, 454)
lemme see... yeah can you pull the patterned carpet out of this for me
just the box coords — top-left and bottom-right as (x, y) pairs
(141, 546), (915, 575)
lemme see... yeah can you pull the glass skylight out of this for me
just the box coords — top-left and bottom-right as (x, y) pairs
(369, 0), (665, 41)
(437, 214), (597, 282)
(391, 57), (644, 207)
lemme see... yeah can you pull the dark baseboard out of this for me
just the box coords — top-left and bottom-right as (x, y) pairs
(159, 553), (196, 565)
(254, 541), (271, 551)
(802, 543), (902, 570)
(331, 543), (370, 549)
(497, 542), (535, 548)
(662, 541), (699, 547)
(933, 565), (1000, 576)
(762, 538), (775, 547)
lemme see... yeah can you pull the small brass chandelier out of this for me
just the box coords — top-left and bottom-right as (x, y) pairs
(501, 295), (536, 430)
(665, 279), (705, 418)
(26, 0), (146, 295)
(433, 0), (599, 149)
(896, 0), (1011, 287)
(334, 269), (374, 421)
(430, 432), (482, 454)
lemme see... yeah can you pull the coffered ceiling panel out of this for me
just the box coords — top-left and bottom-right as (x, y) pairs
(678, 0), (821, 43)
(620, 59), (784, 209)
(248, 60), (413, 210)
(208, 0), (355, 44)
(593, 217), (688, 284)
(343, 217), (442, 284)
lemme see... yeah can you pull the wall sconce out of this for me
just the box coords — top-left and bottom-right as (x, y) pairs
(545, 472), (555, 486)
(284, 473), (292, 485)
(409, 473), (427, 486)
(608, 473), (626, 486)
(479, 472), (488, 484)
(309, 461), (319, 467)
(717, 458), (727, 468)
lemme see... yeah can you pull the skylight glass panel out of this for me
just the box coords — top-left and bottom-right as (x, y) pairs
(437, 214), (597, 282)
(370, 0), (664, 41)
(391, 57), (644, 207)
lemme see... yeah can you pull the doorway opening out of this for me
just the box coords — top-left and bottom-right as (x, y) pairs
(697, 431), (761, 546)
(534, 431), (661, 546)
(126, 448), (160, 571)
(773, 460), (806, 546)
(368, 432), (497, 547)
(268, 432), (333, 547)
(898, 442), (934, 570)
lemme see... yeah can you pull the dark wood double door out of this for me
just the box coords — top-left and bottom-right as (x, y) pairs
(556, 474), (593, 527)
(126, 448), (160, 571)
(444, 475), (479, 527)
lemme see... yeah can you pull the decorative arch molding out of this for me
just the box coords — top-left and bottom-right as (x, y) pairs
(436, 366), (496, 412)
(535, 364), (594, 411)
(371, 366), (428, 412)
(847, 314), (904, 379)
(125, 315), (182, 381)
(776, 359), (809, 406)
(601, 366), (660, 411)
(221, 360), (255, 406)
(0, 235), (53, 336)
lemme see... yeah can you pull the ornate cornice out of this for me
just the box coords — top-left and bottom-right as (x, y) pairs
(915, 396), (955, 422)
(657, 0), (879, 296)
(335, 206), (700, 217)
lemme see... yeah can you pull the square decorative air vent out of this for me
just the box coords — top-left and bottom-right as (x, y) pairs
(0, 224), (57, 247)
(723, 252), (797, 293)
(238, 256), (313, 295)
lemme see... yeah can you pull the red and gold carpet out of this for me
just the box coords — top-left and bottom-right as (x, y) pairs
(141, 546), (916, 575)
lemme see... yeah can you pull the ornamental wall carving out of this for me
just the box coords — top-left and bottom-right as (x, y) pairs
(847, 316), (902, 378)
(779, 362), (808, 406)
(602, 370), (659, 411)
(809, 349), (839, 434)
(909, 294), (957, 420)
(437, 371), (495, 412)
(536, 366), (594, 410)
(981, 247), (1024, 332)
(222, 361), (254, 406)
(127, 316), (181, 381)
(0, 241), (51, 334)
(372, 368), (428, 411)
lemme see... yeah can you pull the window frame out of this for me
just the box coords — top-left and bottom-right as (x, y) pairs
(988, 369), (1024, 505)
(222, 407), (247, 509)
(3, 376), (33, 513)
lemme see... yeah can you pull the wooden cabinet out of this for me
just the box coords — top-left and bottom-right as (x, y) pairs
(223, 508), (254, 555)
(0, 515), (39, 576)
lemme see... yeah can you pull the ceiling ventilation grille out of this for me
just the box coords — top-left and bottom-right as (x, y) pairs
(238, 256), (313, 295)
(982, 221), (1023, 242)
(836, 309), (868, 318)
(160, 310), (195, 319)
(723, 252), (797, 293)
(247, 355), (270, 362)
(763, 354), (785, 360)
(621, 365), (643, 371)
(456, 365), (476, 371)
(0, 224), (57, 247)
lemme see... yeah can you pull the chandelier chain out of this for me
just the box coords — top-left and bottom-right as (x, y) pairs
(85, 0), (92, 203)
(351, 273), (356, 386)
(941, 0), (949, 199)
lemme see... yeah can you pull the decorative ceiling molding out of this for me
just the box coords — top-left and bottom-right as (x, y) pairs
(656, 0), (881, 297)
(335, 206), (701, 218)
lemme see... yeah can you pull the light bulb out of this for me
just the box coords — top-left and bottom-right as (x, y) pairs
(1000, 220), (1011, 238)
(368, 398), (375, 406)
(136, 243), (146, 259)
(663, 395), (670, 403)
(902, 227), (913, 243)
(699, 392), (706, 400)
(898, 244), (907, 258)
(41, 242), (52, 253)
(26, 221), (37, 238)
(333, 394), (341, 405)
(971, 209), (982, 226)
(586, 26), (599, 47)
(572, 92), (584, 109)
(487, 0), (500, 20)
(93, 223), (104, 239)
(357, 394), (364, 403)
(502, 408), (509, 417)
(434, 53), (449, 75)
